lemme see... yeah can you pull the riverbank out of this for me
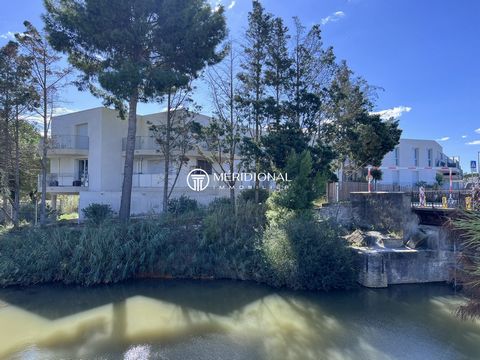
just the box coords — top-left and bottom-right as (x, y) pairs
(0, 279), (478, 360)
(0, 199), (357, 291)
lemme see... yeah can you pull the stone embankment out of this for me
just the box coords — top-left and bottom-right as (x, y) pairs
(321, 192), (457, 288)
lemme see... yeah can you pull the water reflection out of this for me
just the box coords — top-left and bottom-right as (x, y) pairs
(0, 280), (479, 360)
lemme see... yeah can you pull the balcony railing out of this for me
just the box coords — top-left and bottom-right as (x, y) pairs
(131, 172), (261, 189)
(38, 173), (89, 188)
(42, 135), (89, 150)
(122, 136), (159, 151)
(122, 136), (210, 152)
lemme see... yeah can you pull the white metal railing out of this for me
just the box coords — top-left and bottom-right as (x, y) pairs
(131, 172), (263, 189)
(122, 136), (210, 152)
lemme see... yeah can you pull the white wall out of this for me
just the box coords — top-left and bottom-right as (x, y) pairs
(379, 139), (444, 186)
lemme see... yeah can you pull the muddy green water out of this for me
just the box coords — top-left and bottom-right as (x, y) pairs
(0, 280), (479, 360)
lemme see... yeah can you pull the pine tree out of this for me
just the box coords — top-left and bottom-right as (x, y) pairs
(237, 0), (272, 203)
(44, 0), (226, 221)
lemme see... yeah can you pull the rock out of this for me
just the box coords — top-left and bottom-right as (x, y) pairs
(345, 229), (367, 247)
(406, 229), (428, 249)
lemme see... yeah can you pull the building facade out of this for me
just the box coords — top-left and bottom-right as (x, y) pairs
(377, 138), (462, 188)
(39, 107), (251, 217)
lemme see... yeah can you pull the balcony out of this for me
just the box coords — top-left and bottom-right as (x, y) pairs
(131, 172), (258, 189)
(122, 136), (210, 156)
(38, 173), (89, 193)
(43, 135), (89, 156)
(122, 136), (160, 155)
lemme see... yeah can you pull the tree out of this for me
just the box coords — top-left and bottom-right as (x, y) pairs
(237, 0), (272, 203)
(201, 42), (245, 204)
(322, 61), (400, 179)
(289, 17), (336, 134)
(262, 17), (335, 182)
(435, 173), (445, 189)
(348, 113), (402, 167)
(15, 21), (72, 225)
(44, 0), (226, 221)
(370, 168), (383, 191)
(0, 41), (39, 227)
(149, 85), (200, 211)
(270, 150), (321, 212)
(264, 17), (291, 124)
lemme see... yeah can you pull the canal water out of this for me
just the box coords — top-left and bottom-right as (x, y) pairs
(0, 280), (479, 360)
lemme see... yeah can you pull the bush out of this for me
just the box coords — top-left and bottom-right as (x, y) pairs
(82, 203), (114, 224)
(167, 195), (199, 214)
(201, 199), (267, 279)
(0, 200), (357, 292)
(261, 213), (357, 291)
(239, 188), (269, 204)
(451, 212), (480, 319)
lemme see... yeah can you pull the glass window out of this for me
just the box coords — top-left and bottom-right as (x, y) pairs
(394, 148), (400, 166)
(427, 149), (433, 167)
(197, 159), (213, 174)
(413, 148), (419, 167)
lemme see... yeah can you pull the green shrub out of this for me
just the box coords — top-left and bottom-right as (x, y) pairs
(261, 214), (357, 291)
(239, 188), (269, 204)
(451, 212), (480, 319)
(0, 201), (356, 292)
(201, 200), (266, 279)
(81, 203), (114, 224)
(207, 196), (233, 210)
(167, 195), (199, 214)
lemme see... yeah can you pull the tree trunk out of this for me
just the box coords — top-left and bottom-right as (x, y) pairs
(40, 79), (48, 226)
(162, 91), (172, 212)
(13, 106), (20, 227)
(119, 91), (139, 222)
(229, 56), (236, 208)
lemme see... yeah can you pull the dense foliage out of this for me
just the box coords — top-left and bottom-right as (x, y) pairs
(451, 212), (480, 319)
(81, 203), (114, 225)
(0, 199), (357, 291)
(167, 195), (199, 215)
(262, 213), (357, 290)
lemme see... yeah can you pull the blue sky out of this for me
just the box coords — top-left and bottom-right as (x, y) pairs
(1, 0), (479, 171)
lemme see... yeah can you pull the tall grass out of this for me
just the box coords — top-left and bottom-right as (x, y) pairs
(0, 199), (357, 291)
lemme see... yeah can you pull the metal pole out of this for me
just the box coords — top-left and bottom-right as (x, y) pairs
(478, 151), (480, 174)
(367, 166), (372, 193)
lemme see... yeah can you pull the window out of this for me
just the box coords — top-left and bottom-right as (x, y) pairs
(427, 149), (433, 167)
(412, 171), (419, 185)
(413, 148), (419, 167)
(394, 148), (400, 166)
(77, 159), (88, 186)
(196, 159), (212, 174)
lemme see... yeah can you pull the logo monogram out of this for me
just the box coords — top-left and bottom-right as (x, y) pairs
(187, 169), (210, 191)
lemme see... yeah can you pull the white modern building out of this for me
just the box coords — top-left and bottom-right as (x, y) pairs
(377, 138), (462, 188)
(39, 107), (250, 217)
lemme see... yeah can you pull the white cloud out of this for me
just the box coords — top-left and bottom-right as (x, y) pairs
(321, 11), (345, 25)
(27, 107), (78, 124)
(475, 128), (480, 134)
(0, 31), (15, 40)
(467, 140), (480, 145)
(462, 135), (468, 139)
(372, 106), (412, 120)
(436, 137), (450, 142)
(227, 1), (236, 10)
